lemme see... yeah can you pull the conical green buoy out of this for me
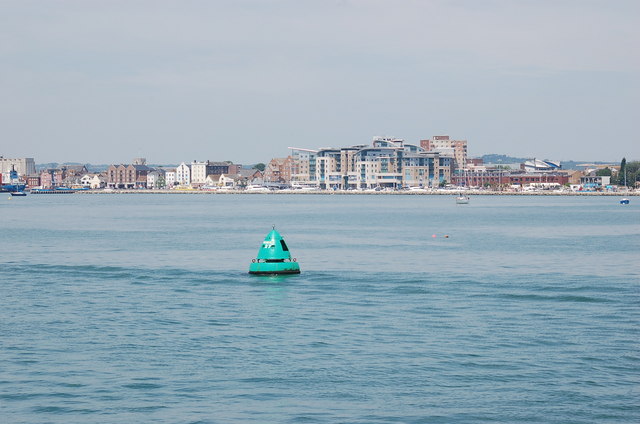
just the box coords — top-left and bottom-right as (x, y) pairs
(249, 227), (300, 275)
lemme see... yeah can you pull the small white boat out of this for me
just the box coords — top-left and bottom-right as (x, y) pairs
(10, 191), (27, 197)
(245, 185), (270, 192)
(456, 194), (470, 204)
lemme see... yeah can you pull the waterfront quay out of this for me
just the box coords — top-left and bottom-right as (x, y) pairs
(75, 189), (639, 196)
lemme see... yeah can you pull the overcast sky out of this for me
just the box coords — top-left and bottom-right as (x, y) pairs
(1, 0), (638, 164)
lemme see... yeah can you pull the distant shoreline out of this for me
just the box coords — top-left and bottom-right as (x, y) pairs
(70, 189), (639, 196)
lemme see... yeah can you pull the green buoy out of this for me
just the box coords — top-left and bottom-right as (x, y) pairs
(249, 227), (300, 275)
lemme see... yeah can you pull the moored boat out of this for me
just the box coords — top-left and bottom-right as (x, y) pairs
(1, 165), (26, 193)
(245, 185), (270, 192)
(620, 198), (630, 204)
(456, 194), (470, 204)
(30, 188), (76, 194)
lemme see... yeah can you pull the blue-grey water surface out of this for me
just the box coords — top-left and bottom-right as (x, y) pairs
(1, 194), (638, 423)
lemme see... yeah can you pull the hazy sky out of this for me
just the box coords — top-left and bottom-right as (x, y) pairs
(1, 0), (638, 164)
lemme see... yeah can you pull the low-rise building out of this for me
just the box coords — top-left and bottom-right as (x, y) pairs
(452, 170), (569, 188)
(91, 174), (106, 189)
(219, 174), (236, 188)
(25, 175), (40, 188)
(80, 174), (94, 187)
(147, 169), (166, 189)
(580, 175), (611, 189)
(205, 174), (222, 187)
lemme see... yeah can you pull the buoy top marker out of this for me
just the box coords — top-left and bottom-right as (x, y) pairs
(256, 228), (294, 261)
(249, 227), (300, 275)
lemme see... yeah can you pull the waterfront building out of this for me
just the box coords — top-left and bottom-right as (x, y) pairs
(205, 174), (222, 187)
(175, 162), (191, 186)
(452, 169), (569, 188)
(420, 136), (467, 170)
(236, 169), (264, 186)
(288, 148), (318, 187)
(106, 163), (151, 189)
(403, 151), (452, 188)
(189, 161), (242, 187)
(203, 173), (236, 189)
(80, 174), (94, 187)
(354, 137), (452, 189)
(566, 170), (585, 185)
(211, 162), (242, 176)
(25, 175), (40, 188)
(79, 173), (106, 189)
(580, 175), (611, 189)
(164, 169), (176, 187)
(39, 168), (66, 188)
(510, 172), (569, 187)
(264, 157), (293, 183)
(190, 161), (208, 186)
(61, 165), (89, 187)
(37, 165), (89, 188)
(522, 159), (561, 172)
(219, 174), (236, 188)
(0, 157), (36, 177)
(91, 174), (106, 189)
(146, 169), (166, 189)
(63, 165), (89, 179)
(290, 137), (453, 190)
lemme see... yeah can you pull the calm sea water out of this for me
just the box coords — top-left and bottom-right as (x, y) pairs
(1, 194), (638, 423)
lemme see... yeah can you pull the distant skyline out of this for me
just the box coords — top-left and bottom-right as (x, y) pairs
(2, 0), (638, 164)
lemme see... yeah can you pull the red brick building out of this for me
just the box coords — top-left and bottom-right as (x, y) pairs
(264, 157), (293, 183)
(453, 170), (569, 187)
(106, 164), (151, 189)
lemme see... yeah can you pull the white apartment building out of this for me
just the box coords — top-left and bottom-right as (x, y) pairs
(165, 170), (176, 187)
(175, 162), (191, 186)
(190, 161), (209, 186)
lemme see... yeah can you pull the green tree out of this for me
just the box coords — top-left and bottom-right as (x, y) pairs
(595, 167), (612, 177)
(626, 160), (640, 188)
(253, 163), (266, 172)
(619, 158), (627, 186)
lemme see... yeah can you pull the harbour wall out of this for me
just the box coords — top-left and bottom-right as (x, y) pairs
(74, 190), (639, 196)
